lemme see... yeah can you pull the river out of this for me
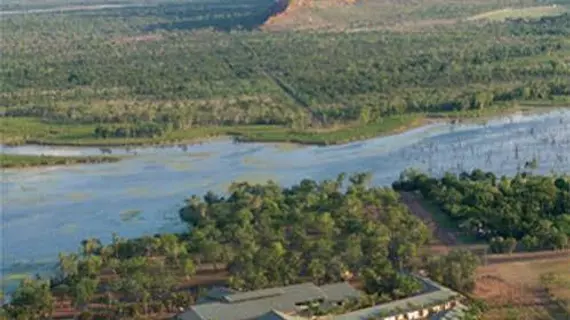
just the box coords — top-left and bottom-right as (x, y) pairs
(2, 109), (570, 294)
(0, 3), (149, 16)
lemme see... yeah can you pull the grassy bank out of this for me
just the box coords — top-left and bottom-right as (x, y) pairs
(1, 115), (425, 147)
(233, 115), (427, 145)
(0, 154), (121, 168)
(1, 102), (568, 148)
(4, 100), (567, 149)
(427, 100), (570, 121)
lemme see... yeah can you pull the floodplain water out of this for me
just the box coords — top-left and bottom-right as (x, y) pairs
(2, 109), (569, 293)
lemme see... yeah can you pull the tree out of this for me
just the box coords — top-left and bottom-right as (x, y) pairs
(307, 259), (326, 285)
(427, 249), (480, 292)
(182, 258), (196, 279)
(72, 278), (99, 311)
(57, 253), (78, 279)
(391, 274), (422, 299)
(78, 255), (103, 278)
(490, 237), (517, 254)
(5, 279), (54, 320)
(521, 234), (539, 251)
(160, 234), (188, 266)
(325, 257), (347, 283)
(399, 169), (570, 251)
(81, 238), (102, 257)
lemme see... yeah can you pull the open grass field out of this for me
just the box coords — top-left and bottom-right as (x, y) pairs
(475, 256), (570, 320)
(466, 5), (569, 22)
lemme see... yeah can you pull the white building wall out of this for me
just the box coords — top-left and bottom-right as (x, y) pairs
(406, 310), (421, 319)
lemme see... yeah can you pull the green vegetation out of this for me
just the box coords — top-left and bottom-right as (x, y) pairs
(466, 5), (569, 21)
(182, 173), (431, 291)
(4, 279), (54, 319)
(411, 195), (482, 244)
(2, 0), (570, 146)
(393, 169), (570, 252)
(2, 173), (480, 319)
(0, 154), (121, 168)
(232, 115), (425, 145)
(426, 250), (480, 293)
(0, 115), (425, 146)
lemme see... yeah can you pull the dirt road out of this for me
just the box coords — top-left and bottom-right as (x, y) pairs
(400, 191), (459, 246)
(400, 191), (570, 265)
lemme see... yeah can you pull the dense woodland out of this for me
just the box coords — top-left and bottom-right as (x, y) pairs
(180, 173), (431, 291)
(2, 174), (480, 319)
(1, 1), (570, 138)
(394, 169), (570, 252)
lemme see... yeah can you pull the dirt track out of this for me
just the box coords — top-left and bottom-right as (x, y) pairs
(400, 191), (459, 246)
(486, 250), (570, 265)
(400, 191), (570, 265)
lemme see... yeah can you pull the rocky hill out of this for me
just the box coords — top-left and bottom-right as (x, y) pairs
(264, 0), (356, 29)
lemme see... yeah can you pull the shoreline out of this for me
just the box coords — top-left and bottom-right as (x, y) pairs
(233, 116), (434, 146)
(426, 103), (566, 123)
(1, 105), (566, 169)
(2, 111), (564, 298)
(0, 154), (122, 169)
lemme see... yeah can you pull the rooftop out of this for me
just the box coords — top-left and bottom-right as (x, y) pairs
(335, 276), (460, 320)
(257, 310), (308, 320)
(178, 282), (360, 320)
(176, 276), (462, 320)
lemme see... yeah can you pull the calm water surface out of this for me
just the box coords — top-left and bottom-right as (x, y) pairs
(0, 3), (148, 16)
(2, 109), (570, 293)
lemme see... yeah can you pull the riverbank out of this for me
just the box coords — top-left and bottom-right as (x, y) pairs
(2, 109), (569, 298)
(0, 114), (426, 147)
(426, 100), (570, 123)
(0, 154), (121, 168)
(1, 102), (567, 150)
(234, 115), (429, 146)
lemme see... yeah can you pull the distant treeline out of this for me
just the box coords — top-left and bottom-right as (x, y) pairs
(94, 122), (167, 138)
(1, 7), (570, 132)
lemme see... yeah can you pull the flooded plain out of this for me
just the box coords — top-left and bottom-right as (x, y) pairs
(2, 109), (570, 294)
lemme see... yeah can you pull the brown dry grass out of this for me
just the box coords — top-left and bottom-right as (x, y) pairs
(475, 257), (570, 320)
